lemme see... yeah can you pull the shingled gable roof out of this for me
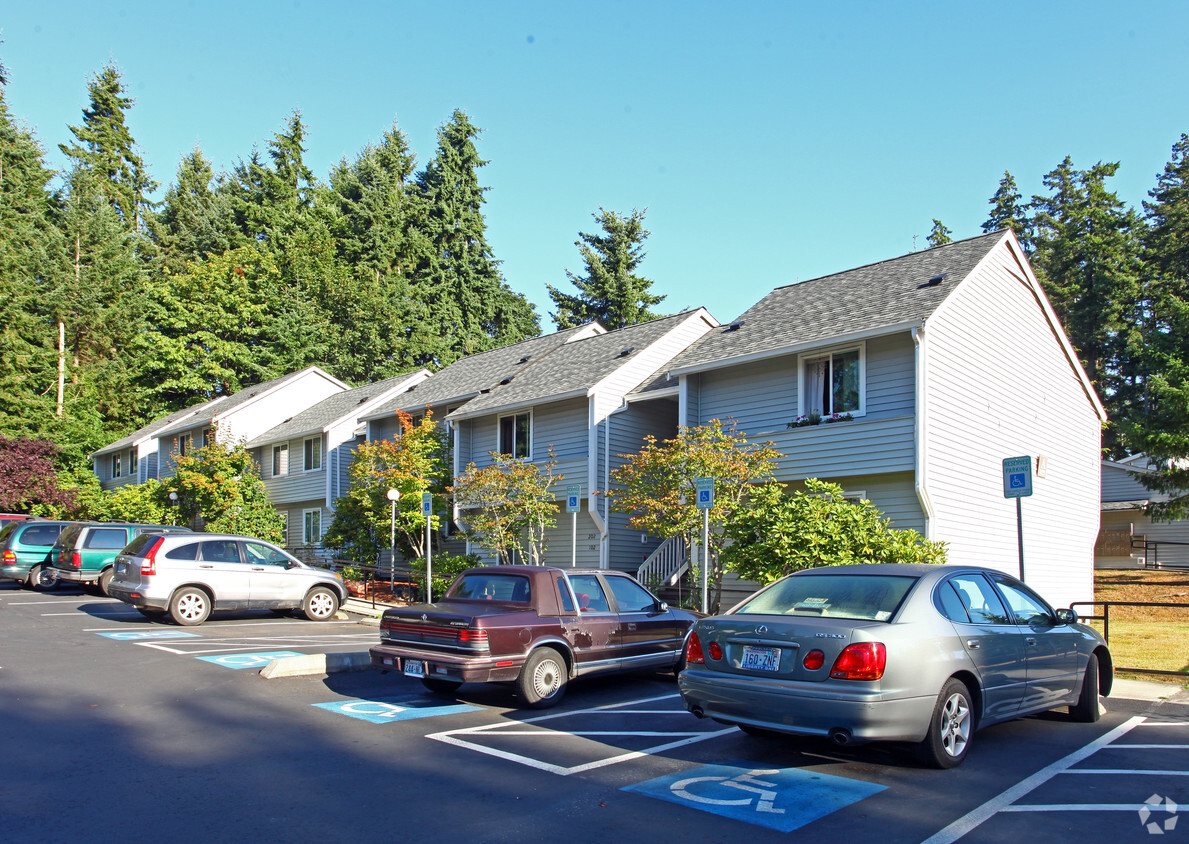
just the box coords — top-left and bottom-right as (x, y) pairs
(668, 230), (1009, 376)
(154, 366), (349, 439)
(446, 310), (714, 421)
(244, 370), (430, 448)
(91, 397), (225, 458)
(358, 323), (605, 423)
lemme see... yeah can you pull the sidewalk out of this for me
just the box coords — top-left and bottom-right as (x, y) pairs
(1110, 676), (1189, 704)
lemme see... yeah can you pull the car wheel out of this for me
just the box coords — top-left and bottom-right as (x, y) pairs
(27, 564), (58, 592)
(421, 677), (462, 695)
(98, 567), (114, 596)
(302, 587), (340, 621)
(169, 587), (211, 626)
(917, 678), (973, 769)
(516, 647), (567, 709)
(1070, 653), (1101, 723)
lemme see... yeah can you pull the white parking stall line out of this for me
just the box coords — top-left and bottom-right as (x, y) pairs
(922, 715), (1158, 844)
(135, 633), (376, 656)
(428, 692), (736, 776)
(81, 619), (362, 632)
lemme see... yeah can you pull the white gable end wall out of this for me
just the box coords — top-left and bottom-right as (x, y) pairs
(922, 237), (1103, 610)
(219, 370), (345, 444)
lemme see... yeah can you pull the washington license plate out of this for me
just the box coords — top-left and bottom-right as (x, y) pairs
(741, 646), (780, 672)
(402, 659), (424, 678)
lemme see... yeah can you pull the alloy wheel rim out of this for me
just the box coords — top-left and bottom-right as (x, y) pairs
(940, 692), (970, 757)
(533, 659), (561, 698)
(310, 593), (334, 617)
(179, 594), (205, 620)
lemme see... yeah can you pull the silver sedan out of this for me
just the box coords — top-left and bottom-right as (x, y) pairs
(678, 563), (1112, 768)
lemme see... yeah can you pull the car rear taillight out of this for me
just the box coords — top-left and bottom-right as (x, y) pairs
(2, 549), (15, 565)
(71, 551), (82, 570)
(707, 641), (723, 660)
(685, 631), (705, 664)
(829, 643), (886, 680)
(140, 536), (165, 576)
(803, 649), (825, 670)
(458, 628), (489, 649)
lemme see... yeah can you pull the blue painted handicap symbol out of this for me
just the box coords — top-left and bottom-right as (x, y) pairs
(623, 760), (885, 832)
(196, 651), (305, 669)
(95, 630), (200, 640)
(314, 697), (480, 723)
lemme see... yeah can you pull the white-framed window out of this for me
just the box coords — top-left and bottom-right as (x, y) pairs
(111, 454), (121, 478)
(798, 343), (866, 418)
(304, 436), (322, 471)
(128, 449), (138, 478)
(303, 509), (322, 545)
(201, 428), (212, 448)
(279, 512), (289, 546)
(272, 443), (289, 477)
(498, 411), (531, 459)
(178, 433), (191, 457)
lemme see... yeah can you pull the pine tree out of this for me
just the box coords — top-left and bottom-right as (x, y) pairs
(547, 207), (664, 330)
(408, 110), (538, 365)
(58, 64), (157, 233)
(982, 170), (1033, 251)
(927, 219), (952, 248)
(225, 111), (318, 250)
(150, 147), (234, 275)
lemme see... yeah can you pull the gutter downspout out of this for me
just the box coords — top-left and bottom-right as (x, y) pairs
(913, 325), (936, 538)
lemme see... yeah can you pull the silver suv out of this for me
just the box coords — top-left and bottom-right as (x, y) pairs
(108, 533), (346, 626)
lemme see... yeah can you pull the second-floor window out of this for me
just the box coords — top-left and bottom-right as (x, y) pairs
(799, 344), (865, 418)
(111, 454), (121, 478)
(499, 412), (531, 459)
(272, 443), (289, 477)
(178, 433), (191, 457)
(304, 436), (322, 471)
(202, 428), (212, 448)
(128, 450), (138, 478)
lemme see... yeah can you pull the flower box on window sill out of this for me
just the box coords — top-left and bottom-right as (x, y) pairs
(787, 412), (854, 429)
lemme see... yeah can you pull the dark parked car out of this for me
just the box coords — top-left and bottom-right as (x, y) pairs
(50, 522), (191, 595)
(371, 565), (700, 708)
(0, 520), (77, 590)
(678, 563), (1112, 768)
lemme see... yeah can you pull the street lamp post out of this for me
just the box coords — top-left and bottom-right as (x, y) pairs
(168, 491), (179, 526)
(386, 488), (400, 590)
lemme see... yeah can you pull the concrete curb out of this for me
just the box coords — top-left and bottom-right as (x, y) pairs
(259, 651), (372, 679)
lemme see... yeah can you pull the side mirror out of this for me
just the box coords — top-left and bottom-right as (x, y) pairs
(655, 601), (669, 613)
(1054, 607), (1077, 625)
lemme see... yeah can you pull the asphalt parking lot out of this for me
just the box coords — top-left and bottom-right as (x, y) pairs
(3, 582), (1186, 842)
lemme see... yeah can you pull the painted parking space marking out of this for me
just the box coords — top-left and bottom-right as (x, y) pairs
(314, 697), (480, 723)
(624, 760), (886, 832)
(94, 630), (201, 640)
(196, 651), (305, 669)
(427, 692), (735, 776)
(923, 716), (1189, 843)
(134, 632), (376, 656)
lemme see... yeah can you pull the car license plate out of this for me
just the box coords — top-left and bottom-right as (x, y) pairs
(402, 659), (424, 678)
(741, 646), (780, 671)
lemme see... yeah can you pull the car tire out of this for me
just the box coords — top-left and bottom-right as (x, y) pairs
(98, 567), (114, 597)
(302, 587), (340, 621)
(1070, 653), (1101, 723)
(516, 647), (567, 709)
(27, 564), (58, 592)
(917, 678), (973, 769)
(169, 587), (211, 626)
(421, 677), (462, 695)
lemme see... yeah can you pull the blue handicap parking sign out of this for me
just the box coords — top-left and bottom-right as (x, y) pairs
(95, 630), (201, 640)
(623, 760), (886, 832)
(313, 697), (480, 723)
(196, 651), (305, 669)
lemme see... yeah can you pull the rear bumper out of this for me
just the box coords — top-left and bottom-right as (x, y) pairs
(370, 642), (524, 684)
(678, 668), (935, 743)
(1, 564), (33, 581)
(50, 568), (98, 584)
(108, 585), (168, 611)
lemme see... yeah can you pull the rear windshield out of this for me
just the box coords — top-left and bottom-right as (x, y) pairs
(18, 524), (65, 547)
(56, 524), (85, 547)
(85, 527), (131, 550)
(734, 573), (917, 622)
(447, 573), (531, 603)
(122, 533), (161, 557)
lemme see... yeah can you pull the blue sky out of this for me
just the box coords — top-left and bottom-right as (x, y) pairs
(3, 1), (1187, 329)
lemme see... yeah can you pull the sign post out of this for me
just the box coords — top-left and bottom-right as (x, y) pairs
(565, 484), (581, 567)
(421, 492), (433, 601)
(695, 477), (715, 614)
(1002, 456), (1033, 580)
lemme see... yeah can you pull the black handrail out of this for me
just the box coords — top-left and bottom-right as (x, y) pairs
(1071, 600), (1189, 678)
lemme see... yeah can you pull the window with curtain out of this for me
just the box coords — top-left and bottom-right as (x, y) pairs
(800, 346), (863, 416)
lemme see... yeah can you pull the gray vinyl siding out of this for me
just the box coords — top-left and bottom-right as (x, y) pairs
(541, 506), (603, 568)
(259, 437), (327, 503)
(923, 245), (1102, 609)
(1100, 510), (1189, 566)
(606, 399), (680, 570)
(1102, 463), (1154, 502)
(368, 415), (402, 442)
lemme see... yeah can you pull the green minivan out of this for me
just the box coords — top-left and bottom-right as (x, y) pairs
(50, 522), (191, 595)
(0, 520), (77, 590)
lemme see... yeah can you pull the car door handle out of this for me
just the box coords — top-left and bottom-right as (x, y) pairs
(199, 564), (213, 569)
(1025, 637), (1038, 647)
(252, 567), (265, 571)
(965, 639), (980, 649)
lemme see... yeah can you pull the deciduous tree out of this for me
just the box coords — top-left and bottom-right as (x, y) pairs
(451, 452), (561, 566)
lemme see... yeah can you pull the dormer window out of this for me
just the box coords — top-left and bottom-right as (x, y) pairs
(798, 344), (865, 418)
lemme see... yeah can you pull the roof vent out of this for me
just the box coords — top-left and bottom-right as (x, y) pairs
(726, 320), (746, 332)
(480, 388), (491, 394)
(357, 396), (370, 405)
(281, 417), (293, 424)
(927, 273), (947, 286)
(500, 376), (514, 385)
(617, 347), (635, 358)
(518, 356), (532, 364)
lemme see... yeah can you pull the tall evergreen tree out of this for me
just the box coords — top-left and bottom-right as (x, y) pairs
(58, 64), (156, 233)
(1030, 156), (1144, 455)
(982, 170), (1033, 251)
(0, 89), (59, 437)
(150, 147), (234, 275)
(547, 207), (664, 330)
(225, 111), (317, 250)
(926, 219), (952, 248)
(408, 109), (538, 366)
(1127, 135), (1189, 516)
